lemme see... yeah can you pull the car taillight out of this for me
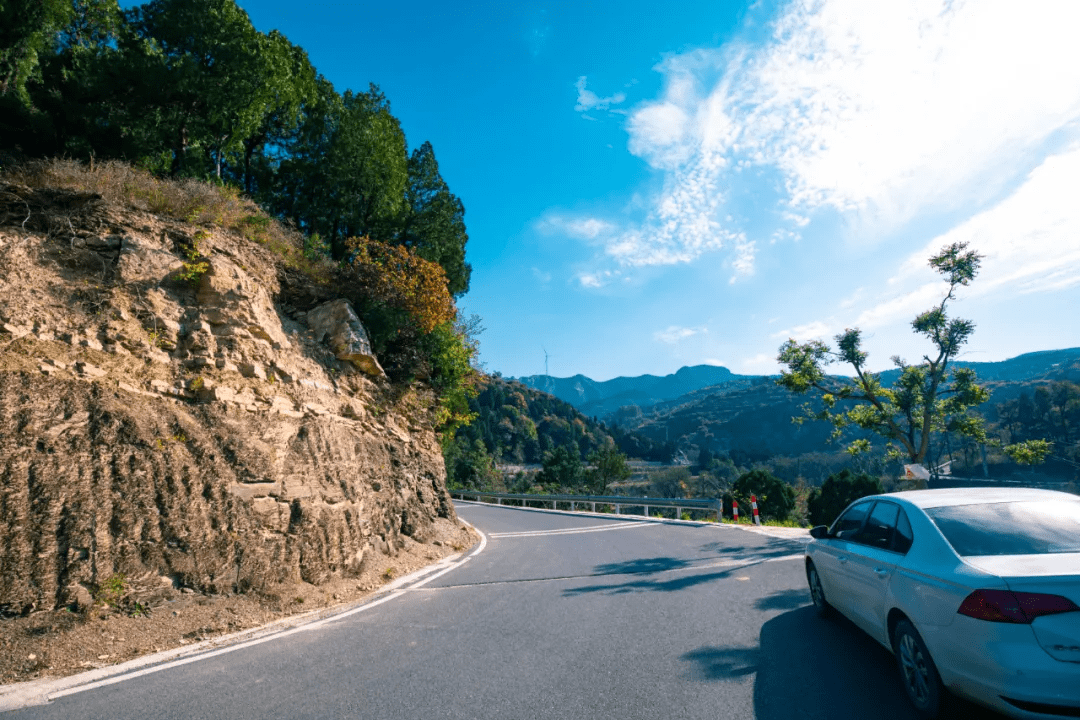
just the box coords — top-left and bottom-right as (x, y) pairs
(957, 589), (1080, 624)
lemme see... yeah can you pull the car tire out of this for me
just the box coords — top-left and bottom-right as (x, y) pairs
(805, 561), (832, 618)
(892, 618), (943, 719)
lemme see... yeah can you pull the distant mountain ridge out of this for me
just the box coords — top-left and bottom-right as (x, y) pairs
(515, 348), (1080, 418)
(515, 364), (747, 417)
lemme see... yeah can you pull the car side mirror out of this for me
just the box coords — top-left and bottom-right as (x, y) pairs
(809, 525), (830, 540)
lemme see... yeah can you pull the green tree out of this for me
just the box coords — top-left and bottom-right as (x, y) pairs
(444, 437), (500, 490)
(235, 30), (317, 194)
(121, 0), (290, 177)
(732, 469), (794, 521)
(322, 86), (407, 257)
(777, 242), (991, 470)
(649, 466), (690, 498)
(536, 445), (584, 489)
(587, 445), (631, 493)
(806, 469), (883, 527)
(0, 0), (71, 104)
(394, 141), (471, 296)
(1003, 439), (1053, 465)
(264, 76), (341, 229)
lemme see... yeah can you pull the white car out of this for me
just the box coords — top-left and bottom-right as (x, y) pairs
(805, 487), (1080, 719)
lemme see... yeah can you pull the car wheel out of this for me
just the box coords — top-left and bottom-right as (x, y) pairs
(893, 619), (943, 719)
(805, 561), (831, 618)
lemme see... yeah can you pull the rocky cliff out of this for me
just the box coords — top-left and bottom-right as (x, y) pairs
(0, 180), (460, 616)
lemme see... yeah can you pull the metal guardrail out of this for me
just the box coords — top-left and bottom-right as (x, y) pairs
(450, 490), (722, 520)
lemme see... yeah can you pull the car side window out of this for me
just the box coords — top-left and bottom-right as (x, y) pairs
(831, 500), (874, 540)
(856, 501), (899, 550)
(892, 508), (914, 554)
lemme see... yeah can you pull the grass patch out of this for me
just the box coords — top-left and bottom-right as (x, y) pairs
(93, 573), (126, 608)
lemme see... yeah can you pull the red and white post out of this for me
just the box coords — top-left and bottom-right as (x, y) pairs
(750, 494), (761, 525)
(732, 499), (739, 523)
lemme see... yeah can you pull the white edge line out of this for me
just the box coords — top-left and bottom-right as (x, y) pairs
(1, 520), (490, 711)
(491, 523), (663, 538)
(453, 499), (810, 541)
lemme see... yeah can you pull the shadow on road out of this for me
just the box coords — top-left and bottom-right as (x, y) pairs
(753, 588), (808, 611)
(563, 547), (806, 596)
(681, 606), (1008, 720)
(698, 540), (807, 556)
(563, 566), (741, 596)
(591, 557), (693, 575)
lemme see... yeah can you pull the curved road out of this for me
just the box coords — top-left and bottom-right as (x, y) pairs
(5, 502), (1000, 719)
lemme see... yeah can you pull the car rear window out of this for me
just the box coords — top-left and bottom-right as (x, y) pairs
(925, 501), (1080, 556)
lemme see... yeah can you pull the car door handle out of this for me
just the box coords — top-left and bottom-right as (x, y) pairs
(837, 555), (848, 564)
(874, 568), (890, 577)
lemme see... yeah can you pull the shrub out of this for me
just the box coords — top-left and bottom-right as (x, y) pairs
(732, 469), (795, 522)
(807, 469), (883, 527)
(340, 236), (455, 336)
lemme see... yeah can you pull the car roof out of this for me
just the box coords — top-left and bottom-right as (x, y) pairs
(880, 487), (1080, 509)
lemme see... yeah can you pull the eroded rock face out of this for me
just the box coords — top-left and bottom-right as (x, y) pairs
(0, 185), (455, 615)
(0, 372), (449, 611)
(305, 299), (384, 377)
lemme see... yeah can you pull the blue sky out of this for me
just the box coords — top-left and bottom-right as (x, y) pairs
(237, 0), (1080, 381)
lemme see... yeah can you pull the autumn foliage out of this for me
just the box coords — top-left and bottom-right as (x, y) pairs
(341, 236), (455, 335)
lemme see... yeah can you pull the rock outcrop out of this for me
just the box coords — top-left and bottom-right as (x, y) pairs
(0, 183), (457, 616)
(304, 299), (384, 377)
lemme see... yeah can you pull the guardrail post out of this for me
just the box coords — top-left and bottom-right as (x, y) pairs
(643, 504), (649, 517)
(552, 500), (557, 510)
(497, 497), (501, 505)
(615, 504), (620, 514)
(591, 502), (596, 512)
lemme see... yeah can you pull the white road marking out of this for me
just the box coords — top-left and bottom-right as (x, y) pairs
(1, 521), (491, 711)
(489, 522), (660, 538)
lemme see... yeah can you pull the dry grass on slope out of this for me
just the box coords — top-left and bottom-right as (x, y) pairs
(0, 158), (334, 284)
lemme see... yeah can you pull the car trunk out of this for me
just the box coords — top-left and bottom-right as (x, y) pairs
(964, 553), (1080, 663)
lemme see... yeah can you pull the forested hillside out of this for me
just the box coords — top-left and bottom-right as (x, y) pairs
(442, 375), (673, 488)
(615, 352), (1080, 485)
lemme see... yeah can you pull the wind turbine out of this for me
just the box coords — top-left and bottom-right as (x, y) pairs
(542, 346), (554, 392)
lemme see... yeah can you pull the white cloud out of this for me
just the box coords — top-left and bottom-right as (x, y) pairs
(741, 352), (780, 374)
(578, 274), (603, 289)
(537, 214), (615, 240)
(532, 267), (552, 284)
(773, 320), (833, 343)
(729, 236), (756, 281)
(852, 143), (1080, 329)
(578, 270), (622, 288)
(609, 0), (1080, 275)
(733, 0), (1080, 225)
(575, 76), (626, 114)
(653, 325), (707, 344)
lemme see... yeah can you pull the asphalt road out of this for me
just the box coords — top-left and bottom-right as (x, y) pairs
(6, 503), (1004, 720)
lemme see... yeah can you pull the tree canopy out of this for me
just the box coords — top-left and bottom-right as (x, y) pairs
(777, 242), (990, 468)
